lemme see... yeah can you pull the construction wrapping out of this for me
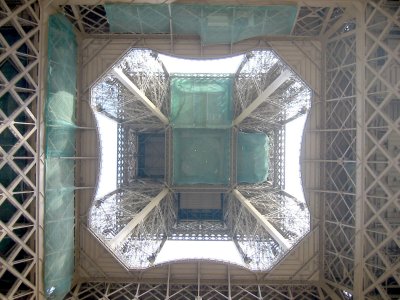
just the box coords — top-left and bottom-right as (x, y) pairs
(44, 14), (77, 300)
(105, 4), (297, 45)
(237, 132), (270, 183)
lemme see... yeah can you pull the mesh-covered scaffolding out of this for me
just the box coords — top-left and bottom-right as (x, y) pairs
(44, 14), (78, 300)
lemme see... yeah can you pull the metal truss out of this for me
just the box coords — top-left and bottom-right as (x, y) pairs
(0, 0), (42, 298)
(88, 43), (313, 272)
(236, 185), (310, 246)
(88, 183), (174, 269)
(116, 124), (166, 186)
(292, 7), (347, 37)
(322, 1), (400, 299)
(60, 2), (349, 40)
(226, 193), (283, 271)
(3, 0), (397, 298)
(116, 124), (137, 186)
(322, 8), (358, 297)
(234, 51), (311, 130)
(170, 220), (231, 241)
(61, 5), (109, 34)
(66, 281), (339, 300)
(234, 51), (310, 189)
(91, 49), (169, 129)
(227, 185), (310, 271)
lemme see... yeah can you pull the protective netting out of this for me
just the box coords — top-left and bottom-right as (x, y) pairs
(170, 76), (233, 128)
(105, 4), (297, 45)
(173, 129), (231, 185)
(171, 75), (232, 185)
(44, 14), (77, 300)
(237, 132), (270, 183)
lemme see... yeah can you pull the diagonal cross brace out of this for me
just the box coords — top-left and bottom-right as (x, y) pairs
(232, 189), (291, 250)
(112, 68), (169, 125)
(233, 70), (291, 126)
(109, 188), (169, 248)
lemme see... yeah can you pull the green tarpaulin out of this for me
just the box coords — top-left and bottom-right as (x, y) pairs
(105, 4), (297, 45)
(237, 132), (270, 183)
(44, 14), (77, 300)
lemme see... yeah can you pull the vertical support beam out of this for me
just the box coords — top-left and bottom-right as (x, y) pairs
(70, 5), (85, 33)
(227, 266), (232, 300)
(112, 68), (169, 125)
(74, 23), (85, 288)
(232, 189), (291, 250)
(319, 33), (327, 285)
(37, 1), (52, 298)
(197, 262), (201, 299)
(353, 2), (366, 299)
(233, 70), (291, 126)
(110, 188), (169, 247)
(165, 265), (170, 300)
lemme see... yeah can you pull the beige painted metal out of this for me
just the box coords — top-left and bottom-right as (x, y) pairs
(232, 189), (291, 250)
(354, 2), (366, 299)
(110, 188), (169, 247)
(0, 0), (42, 298)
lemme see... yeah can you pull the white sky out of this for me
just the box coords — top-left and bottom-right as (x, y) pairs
(94, 53), (308, 265)
(95, 112), (117, 198)
(159, 54), (244, 74)
(285, 114), (307, 203)
(156, 241), (242, 265)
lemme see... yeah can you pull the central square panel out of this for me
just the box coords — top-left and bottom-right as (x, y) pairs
(173, 129), (231, 185)
(171, 74), (233, 185)
(170, 75), (233, 128)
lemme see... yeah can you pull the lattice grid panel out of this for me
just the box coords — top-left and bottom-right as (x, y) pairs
(362, 1), (400, 299)
(323, 10), (357, 294)
(0, 0), (40, 299)
(66, 282), (338, 300)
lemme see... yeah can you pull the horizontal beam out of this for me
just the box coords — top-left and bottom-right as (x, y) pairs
(232, 189), (291, 250)
(52, 0), (355, 7)
(109, 188), (169, 247)
(112, 68), (169, 125)
(233, 70), (291, 126)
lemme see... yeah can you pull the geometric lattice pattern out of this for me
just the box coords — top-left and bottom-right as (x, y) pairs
(360, 1), (400, 299)
(65, 282), (339, 300)
(0, 0), (40, 298)
(323, 1), (400, 299)
(1, 0), (399, 299)
(323, 14), (357, 294)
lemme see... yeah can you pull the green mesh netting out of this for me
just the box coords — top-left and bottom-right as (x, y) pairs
(170, 76), (233, 128)
(44, 14), (77, 300)
(105, 4), (297, 45)
(171, 75), (232, 185)
(173, 129), (231, 185)
(237, 132), (270, 183)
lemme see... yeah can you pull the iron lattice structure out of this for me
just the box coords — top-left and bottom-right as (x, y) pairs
(66, 282), (336, 300)
(89, 46), (311, 271)
(0, 0), (399, 299)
